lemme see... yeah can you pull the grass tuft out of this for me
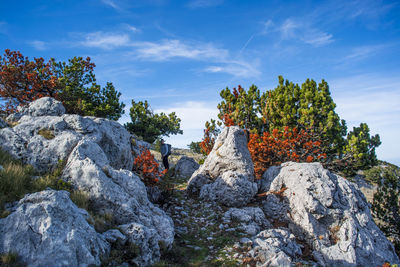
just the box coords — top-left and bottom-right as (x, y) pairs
(37, 128), (55, 140)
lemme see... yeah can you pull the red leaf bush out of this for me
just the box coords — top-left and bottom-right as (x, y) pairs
(248, 126), (325, 179)
(133, 147), (166, 186)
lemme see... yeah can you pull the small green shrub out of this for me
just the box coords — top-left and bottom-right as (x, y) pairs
(1, 252), (20, 266)
(37, 128), (55, 140)
(70, 190), (90, 211)
(101, 242), (140, 266)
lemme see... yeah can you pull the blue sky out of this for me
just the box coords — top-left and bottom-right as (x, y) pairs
(1, 0), (399, 165)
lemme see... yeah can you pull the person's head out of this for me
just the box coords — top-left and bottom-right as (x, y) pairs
(161, 139), (165, 144)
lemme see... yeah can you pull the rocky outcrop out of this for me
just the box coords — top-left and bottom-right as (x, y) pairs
(0, 97), (174, 266)
(17, 97), (66, 117)
(62, 139), (174, 266)
(0, 118), (7, 128)
(187, 126), (257, 207)
(260, 162), (399, 266)
(223, 207), (271, 236)
(248, 229), (302, 267)
(0, 112), (133, 173)
(174, 156), (199, 178)
(0, 190), (110, 267)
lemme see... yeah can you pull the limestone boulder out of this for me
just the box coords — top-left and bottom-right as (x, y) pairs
(248, 229), (302, 267)
(0, 105), (133, 173)
(174, 156), (199, 178)
(0, 190), (109, 267)
(223, 207), (271, 236)
(0, 118), (7, 128)
(262, 162), (399, 266)
(62, 140), (174, 265)
(187, 126), (257, 207)
(18, 97), (66, 117)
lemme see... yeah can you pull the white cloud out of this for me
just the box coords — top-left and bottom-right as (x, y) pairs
(154, 101), (219, 148)
(302, 30), (333, 46)
(101, 0), (120, 10)
(279, 19), (299, 39)
(133, 39), (228, 61)
(342, 44), (390, 62)
(126, 25), (140, 33)
(80, 31), (130, 49)
(263, 18), (333, 47)
(279, 18), (333, 47)
(204, 60), (261, 78)
(29, 40), (47, 50)
(187, 0), (224, 8)
(330, 74), (400, 164)
(0, 21), (7, 34)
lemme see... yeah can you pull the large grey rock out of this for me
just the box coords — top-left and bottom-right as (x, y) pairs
(17, 96), (66, 117)
(264, 162), (399, 267)
(223, 207), (271, 236)
(62, 140), (174, 265)
(0, 104), (133, 172)
(187, 126), (257, 207)
(248, 229), (302, 267)
(119, 222), (161, 266)
(199, 171), (258, 207)
(174, 156), (199, 178)
(0, 118), (7, 128)
(0, 98), (173, 265)
(0, 190), (110, 267)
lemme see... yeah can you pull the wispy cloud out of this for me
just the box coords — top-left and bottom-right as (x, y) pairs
(343, 44), (391, 61)
(79, 31), (131, 49)
(29, 40), (47, 51)
(133, 39), (228, 61)
(204, 60), (261, 78)
(187, 0), (224, 8)
(0, 21), (7, 34)
(125, 24), (140, 33)
(267, 18), (333, 47)
(101, 0), (120, 10)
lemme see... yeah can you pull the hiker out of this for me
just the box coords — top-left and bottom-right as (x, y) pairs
(160, 139), (171, 170)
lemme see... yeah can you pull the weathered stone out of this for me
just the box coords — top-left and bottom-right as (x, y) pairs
(102, 229), (127, 245)
(0, 118), (7, 128)
(187, 126), (257, 207)
(249, 229), (302, 267)
(174, 156), (199, 178)
(18, 97), (65, 117)
(62, 140), (174, 264)
(267, 162), (399, 266)
(0, 105), (133, 173)
(258, 165), (281, 192)
(223, 207), (271, 236)
(199, 171), (258, 207)
(6, 112), (23, 122)
(119, 222), (161, 266)
(0, 190), (109, 267)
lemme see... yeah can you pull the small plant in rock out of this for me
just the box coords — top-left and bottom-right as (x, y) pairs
(133, 147), (166, 187)
(1, 252), (20, 266)
(37, 128), (55, 140)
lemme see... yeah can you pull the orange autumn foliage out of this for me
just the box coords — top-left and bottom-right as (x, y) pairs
(133, 147), (166, 186)
(199, 127), (215, 155)
(248, 126), (326, 179)
(0, 49), (59, 113)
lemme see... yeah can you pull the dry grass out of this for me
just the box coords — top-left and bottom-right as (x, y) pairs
(1, 252), (19, 265)
(37, 128), (55, 140)
(329, 225), (341, 245)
